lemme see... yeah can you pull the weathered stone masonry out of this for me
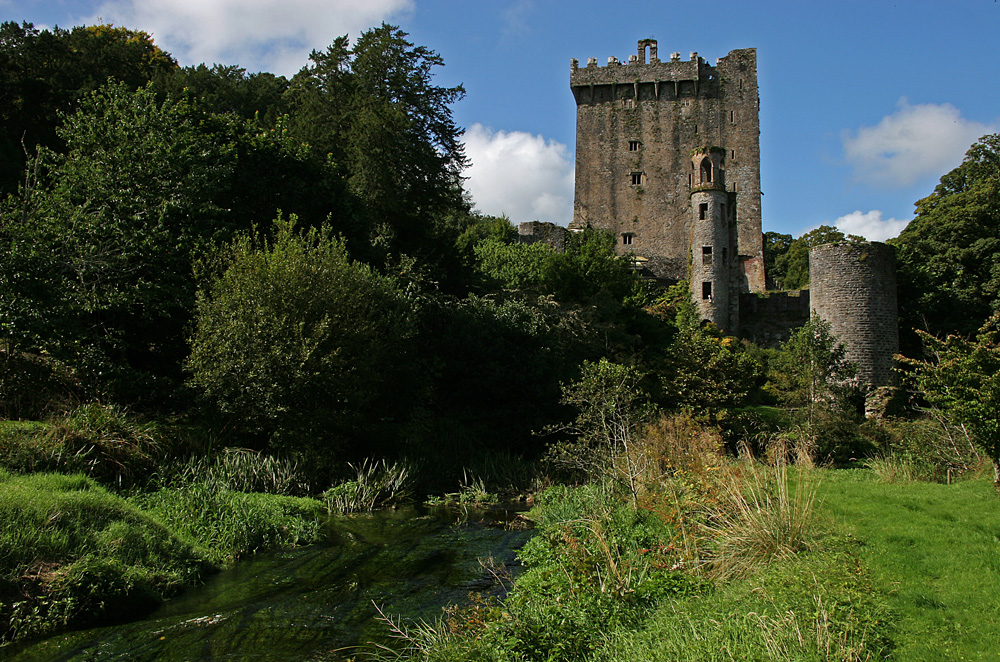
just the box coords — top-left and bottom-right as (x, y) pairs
(809, 242), (899, 392)
(569, 40), (765, 332)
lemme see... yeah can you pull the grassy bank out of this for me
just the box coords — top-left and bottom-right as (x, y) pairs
(373, 465), (1000, 661)
(0, 469), (325, 644)
(820, 469), (1000, 661)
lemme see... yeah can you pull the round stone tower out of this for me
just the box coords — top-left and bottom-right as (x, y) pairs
(809, 242), (898, 394)
(689, 146), (733, 330)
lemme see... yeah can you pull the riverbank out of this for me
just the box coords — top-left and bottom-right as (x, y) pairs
(370, 466), (1000, 662)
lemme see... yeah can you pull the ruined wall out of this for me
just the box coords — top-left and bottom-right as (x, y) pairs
(569, 44), (763, 293)
(739, 290), (811, 347)
(809, 242), (898, 391)
(518, 221), (568, 251)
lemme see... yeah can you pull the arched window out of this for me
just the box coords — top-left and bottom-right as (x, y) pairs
(700, 158), (713, 184)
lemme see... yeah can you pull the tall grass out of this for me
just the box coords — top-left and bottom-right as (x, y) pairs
(0, 403), (164, 489)
(705, 461), (820, 580)
(133, 483), (324, 563)
(0, 470), (211, 643)
(155, 447), (310, 495)
(323, 459), (414, 514)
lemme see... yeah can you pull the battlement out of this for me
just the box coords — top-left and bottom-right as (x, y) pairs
(570, 40), (756, 104)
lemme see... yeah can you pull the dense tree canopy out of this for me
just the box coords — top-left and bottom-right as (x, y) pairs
(285, 24), (468, 265)
(0, 83), (340, 401)
(0, 21), (178, 196)
(187, 217), (412, 466)
(892, 133), (1000, 343)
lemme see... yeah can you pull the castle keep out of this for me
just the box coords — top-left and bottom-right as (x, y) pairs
(569, 40), (765, 332)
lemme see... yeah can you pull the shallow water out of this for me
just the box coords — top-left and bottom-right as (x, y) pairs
(4, 505), (531, 661)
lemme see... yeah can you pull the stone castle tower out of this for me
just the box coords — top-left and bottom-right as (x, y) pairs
(569, 40), (764, 332)
(809, 242), (899, 402)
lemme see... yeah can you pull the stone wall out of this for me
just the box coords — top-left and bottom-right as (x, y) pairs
(809, 242), (898, 391)
(739, 290), (811, 347)
(569, 44), (763, 293)
(518, 221), (568, 251)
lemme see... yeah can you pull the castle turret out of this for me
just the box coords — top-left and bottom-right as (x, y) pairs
(809, 242), (898, 413)
(689, 147), (736, 331)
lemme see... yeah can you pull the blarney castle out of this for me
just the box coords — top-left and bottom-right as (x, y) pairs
(558, 39), (898, 404)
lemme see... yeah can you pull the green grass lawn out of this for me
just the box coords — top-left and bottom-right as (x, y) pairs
(819, 469), (1000, 661)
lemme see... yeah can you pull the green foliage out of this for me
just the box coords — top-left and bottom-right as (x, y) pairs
(892, 133), (1000, 345)
(490, 483), (694, 660)
(0, 21), (179, 196)
(773, 225), (862, 290)
(902, 312), (1000, 479)
(132, 484), (323, 564)
(155, 448), (311, 496)
(407, 293), (589, 457)
(472, 236), (551, 290)
(762, 230), (792, 289)
(0, 404), (165, 488)
(187, 216), (412, 467)
(766, 316), (856, 409)
(590, 538), (892, 662)
(765, 317), (864, 464)
(323, 459), (414, 514)
(658, 302), (764, 414)
(472, 228), (639, 304)
(0, 471), (210, 643)
(544, 359), (657, 481)
(860, 415), (983, 483)
(285, 24), (468, 265)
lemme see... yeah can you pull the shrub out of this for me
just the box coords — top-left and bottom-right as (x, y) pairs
(187, 216), (413, 470)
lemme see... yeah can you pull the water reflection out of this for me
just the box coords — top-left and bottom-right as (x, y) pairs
(5, 505), (531, 662)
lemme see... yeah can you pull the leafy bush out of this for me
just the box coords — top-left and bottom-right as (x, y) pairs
(487, 483), (696, 660)
(187, 216), (413, 469)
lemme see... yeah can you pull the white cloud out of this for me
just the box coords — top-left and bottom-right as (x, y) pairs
(462, 123), (574, 225)
(90, 0), (414, 75)
(842, 99), (995, 188)
(831, 209), (909, 242)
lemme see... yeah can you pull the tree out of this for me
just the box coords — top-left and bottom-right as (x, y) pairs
(763, 231), (792, 289)
(0, 21), (178, 196)
(902, 312), (1000, 486)
(285, 24), (468, 265)
(187, 217), (412, 467)
(773, 225), (862, 290)
(765, 316), (861, 461)
(0, 82), (341, 403)
(891, 134), (1000, 346)
(545, 358), (657, 501)
(658, 298), (763, 414)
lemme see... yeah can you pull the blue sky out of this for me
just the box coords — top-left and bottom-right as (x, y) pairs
(5, 0), (999, 239)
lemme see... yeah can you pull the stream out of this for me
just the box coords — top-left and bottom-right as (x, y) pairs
(4, 505), (532, 661)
